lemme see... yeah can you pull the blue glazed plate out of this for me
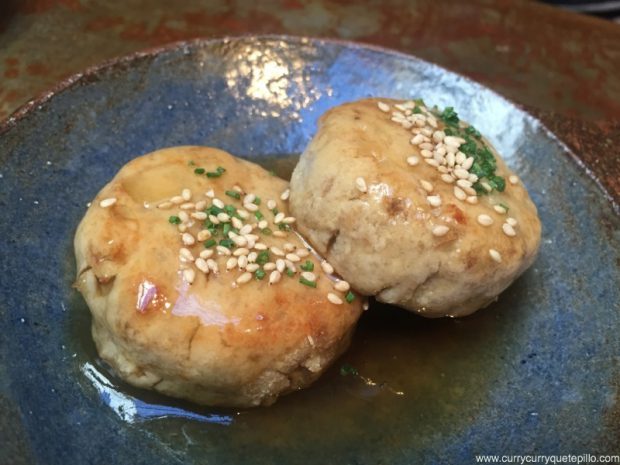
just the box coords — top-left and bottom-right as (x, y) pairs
(0, 36), (618, 464)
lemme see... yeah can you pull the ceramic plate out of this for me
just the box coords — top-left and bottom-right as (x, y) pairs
(0, 36), (618, 464)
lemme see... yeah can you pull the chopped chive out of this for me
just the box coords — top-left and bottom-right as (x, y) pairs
(299, 277), (317, 288)
(345, 291), (355, 303)
(207, 205), (224, 215)
(255, 269), (266, 280)
(286, 269), (295, 277)
(206, 171), (222, 178)
(271, 207), (279, 215)
(278, 223), (291, 231)
(225, 190), (241, 199)
(340, 363), (358, 377)
(224, 205), (237, 216)
(223, 223), (232, 236)
(256, 250), (270, 265)
(440, 106), (459, 126)
(261, 227), (272, 235)
(252, 196), (261, 206)
(168, 215), (181, 224)
(255, 210), (264, 221)
(300, 260), (314, 271)
(204, 239), (216, 248)
(194, 167), (205, 175)
(499, 203), (510, 212)
(219, 239), (234, 249)
(413, 106), (423, 114)
(216, 166), (226, 174)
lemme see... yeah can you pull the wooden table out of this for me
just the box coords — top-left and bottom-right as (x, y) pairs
(0, 0), (618, 208)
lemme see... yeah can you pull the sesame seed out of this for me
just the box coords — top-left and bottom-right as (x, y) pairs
(178, 224), (187, 233)
(280, 189), (290, 201)
(489, 249), (502, 263)
(284, 242), (296, 252)
(157, 201), (173, 209)
(274, 212), (285, 224)
(197, 229), (211, 241)
(232, 185), (243, 193)
(217, 212), (230, 222)
(456, 179), (472, 189)
(254, 243), (268, 250)
(295, 248), (309, 258)
(99, 198), (117, 208)
(509, 175), (519, 185)
(453, 186), (467, 200)
(321, 261), (334, 274)
(433, 151), (445, 163)
(246, 263), (260, 272)
(258, 220), (268, 229)
(455, 151), (466, 165)
(239, 224), (253, 235)
(208, 214), (220, 224)
(462, 157), (474, 170)
(327, 293), (343, 305)
(170, 195), (184, 204)
(205, 189), (214, 198)
(446, 152), (456, 167)
(411, 134), (425, 145)
(238, 255), (248, 269)
(427, 195), (442, 207)
(182, 189), (192, 201)
(276, 259), (286, 273)
(195, 200), (207, 210)
(435, 146), (447, 156)
(182, 232), (196, 245)
(493, 205), (507, 214)
(216, 245), (232, 255)
(264, 262), (276, 271)
(301, 271), (316, 282)
(425, 159), (439, 167)
(233, 247), (249, 256)
(244, 193), (256, 204)
(178, 211), (189, 223)
(195, 258), (210, 273)
(466, 196), (478, 204)
(286, 253), (301, 262)
(502, 223), (516, 237)
(226, 257), (238, 270)
(236, 272), (252, 284)
(419, 150), (432, 159)
(285, 260), (297, 272)
(282, 216), (296, 224)
(419, 142), (434, 151)
(183, 268), (195, 284)
(463, 185), (477, 196)
(237, 209), (250, 219)
(200, 249), (214, 259)
(267, 199), (277, 210)
(506, 217), (518, 227)
(334, 280), (350, 292)
(407, 156), (420, 166)
(432, 130), (445, 143)
(206, 259), (219, 273)
(420, 128), (433, 137)
(355, 177), (368, 193)
(441, 174), (455, 184)
(377, 101), (390, 112)
(232, 235), (247, 247)
(179, 248), (194, 262)
(420, 180), (433, 192)
(444, 136), (462, 148)
(244, 202), (258, 212)
(269, 270), (281, 285)
(191, 212), (207, 220)
(427, 115), (438, 128)
(212, 198), (224, 209)
(468, 173), (478, 184)
(247, 251), (258, 263)
(180, 202), (195, 210)
(432, 225), (450, 237)
(454, 168), (470, 180)
(232, 217), (243, 229)
(477, 214), (494, 226)
(482, 182), (493, 192)
(273, 231), (287, 238)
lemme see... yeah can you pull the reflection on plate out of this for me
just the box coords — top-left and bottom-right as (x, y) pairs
(0, 36), (618, 464)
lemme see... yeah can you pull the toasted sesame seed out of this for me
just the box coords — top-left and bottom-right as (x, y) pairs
(377, 101), (390, 112)
(462, 157), (474, 170)
(195, 258), (210, 273)
(267, 199), (277, 210)
(280, 189), (290, 201)
(295, 248), (309, 258)
(182, 232), (196, 245)
(502, 223), (516, 237)
(208, 214), (219, 224)
(282, 216), (296, 224)
(321, 261), (334, 274)
(420, 180), (433, 192)
(237, 224), (251, 235)
(419, 142), (434, 151)
(206, 259), (219, 273)
(453, 186), (467, 200)
(454, 168), (470, 180)
(334, 280), (350, 292)
(263, 262), (276, 271)
(411, 134), (425, 145)
(355, 177), (368, 193)
(244, 202), (258, 212)
(509, 175), (519, 185)
(232, 235), (247, 247)
(433, 151), (445, 163)
(258, 219), (268, 229)
(200, 249), (214, 259)
(246, 263), (260, 272)
(276, 259), (286, 273)
(254, 243), (268, 250)
(284, 242), (296, 252)
(477, 214), (494, 226)
(244, 193), (256, 204)
(493, 205), (507, 214)
(446, 152), (456, 167)
(435, 146), (447, 156)
(462, 185), (477, 196)
(432, 225), (450, 237)
(180, 202), (195, 210)
(468, 173), (479, 183)
(205, 189), (215, 198)
(236, 272), (252, 284)
(301, 271), (316, 282)
(247, 251), (258, 263)
(177, 224), (187, 233)
(455, 151), (466, 165)
(232, 185), (243, 193)
(269, 270), (281, 285)
(456, 179), (472, 189)
(489, 249), (502, 263)
(217, 212), (230, 223)
(444, 136), (462, 148)
(157, 201), (173, 209)
(407, 156), (420, 167)
(284, 260), (297, 272)
(273, 231), (287, 238)
(182, 189), (192, 201)
(232, 217), (243, 229)
(481, 182), (493, 192)
(183, 268), (195, 284)
(195, 200), (207, 211)
(238, 255), (248, 269)
(506, 217), (518, 227)
(233, 247), (249, 256)
(226, 257), (238, 270)
(170, 195), (184, 204)
(216, 245), (231, 255)
(427, 195), (442, 207)
(327, 293), (343, 305)
(432, 130), (445, 143)
(466, 196), (478, 204)
(191, 211), (207, 220)
(99, 197), (117, 208)
(441, 174), (455, 184)
(237, 209), (250, 219)
(179, 248), (194, 262)
(274, 212), (285, 224)
(425, 158), (439, 167)
(212, 198), (224, 209)
(286, 253), (301, 262)
(427, 115), (438, 128)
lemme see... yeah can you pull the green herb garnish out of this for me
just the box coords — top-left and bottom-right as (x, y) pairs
(222, 223), (232, 237)
(261, 227), (272, 235)
(278, 223), (291, 231)
(203, 238), (216, 248)
(194, 167), (205, 175)
(253, 196), (261, 206)
(256, 250), (270, 266)
(225, 190), (241, 200)
(345, 291), (355, 303)
(299, 277), (317, 288)
(219, 239), (234, 249)
(286, 269), (295, 277)
(440, 106), (460, 126)
(168, 215), (181, 224)
(300, 260), (314, 272)
(255, 210), (264, 221)
(499, 203), (510, 212)
(255, 269), (266, 280)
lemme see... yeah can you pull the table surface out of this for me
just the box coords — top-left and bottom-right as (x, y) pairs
(0, 0), (618, 209)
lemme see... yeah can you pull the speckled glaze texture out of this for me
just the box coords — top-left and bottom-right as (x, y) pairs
(0, 37), (618, 465)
